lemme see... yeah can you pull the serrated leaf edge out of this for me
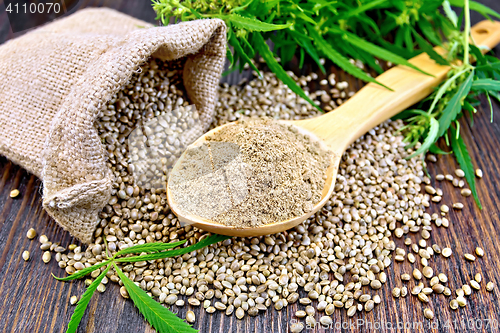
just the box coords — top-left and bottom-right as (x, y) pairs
(114, 263), (197, 333)
(66, 265), (111, 333)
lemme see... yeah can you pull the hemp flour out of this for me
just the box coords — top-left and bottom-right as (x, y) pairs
(169, 118), (332, 227)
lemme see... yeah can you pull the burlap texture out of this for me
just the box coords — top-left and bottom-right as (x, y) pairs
(0, 8), (227, 243)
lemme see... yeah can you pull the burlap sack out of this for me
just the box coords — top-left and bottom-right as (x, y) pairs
(0, 8), (227, 243)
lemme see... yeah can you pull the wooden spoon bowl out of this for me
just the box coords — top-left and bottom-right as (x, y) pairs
(167, 20), (500, 237)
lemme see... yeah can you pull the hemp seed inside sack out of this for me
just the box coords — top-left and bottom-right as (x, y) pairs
(169, 118), (332, 227)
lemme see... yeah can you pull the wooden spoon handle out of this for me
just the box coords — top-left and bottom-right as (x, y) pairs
(296, 20), (500, 151)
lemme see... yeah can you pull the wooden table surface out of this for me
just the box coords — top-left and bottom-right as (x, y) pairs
(1, 1), (500, 333)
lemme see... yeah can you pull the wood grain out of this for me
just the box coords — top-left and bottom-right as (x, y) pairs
(1, 2), (500, 333)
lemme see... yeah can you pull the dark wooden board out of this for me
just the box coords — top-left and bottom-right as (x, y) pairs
(1, 1), (500, 333)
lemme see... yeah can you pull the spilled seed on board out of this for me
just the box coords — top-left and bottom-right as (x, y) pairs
(413, 269), (422, 280)
(422, 267), (433, 279)
(455, 169), (465, 178)
(42, 60), (470, 321)
(464, 254), (476, 262)
(26, 228), (36, 240)
(470, 280), (480, 290)
(442, 248), (452, 258)
(120, 286), (129, 299)
(42, 251), (51, 264)
(186, 311), (195, 323)
(418, 293), (429, 303)
(290, 322), (304, 333)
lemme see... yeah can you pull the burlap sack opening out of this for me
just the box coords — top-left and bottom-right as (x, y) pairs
(0, 8), (227, 243)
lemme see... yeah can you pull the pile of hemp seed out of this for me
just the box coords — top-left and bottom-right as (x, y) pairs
(21, 58), (496, 331)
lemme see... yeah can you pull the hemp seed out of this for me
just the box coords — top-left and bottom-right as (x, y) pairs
(470, 280), (480, 290)
(26, 228), (36, 240)
(186, 311), (195, 323)
(413, 268), (422, 280)
(235, 307), (245, 320)
(120, 286), (129, 299)
(295, 310), (306, 318)
(320, 316), (333, 326)
(290, 322), (304, 333)
(422, 267), (433, 279)
(461, 189), (472, 197)
(455, 169), (465, 178)
(442, 248), (452, 257)
(417, 293), (429, 303)
(464, 254), (476, 262)
(97, 284), (106, 293)
(430, 277), (439, 287)
(432, 284), (445, 294)
(347, 306), (357, 317)
(42, 251), (51, 263)
(364, 300), (375, 312)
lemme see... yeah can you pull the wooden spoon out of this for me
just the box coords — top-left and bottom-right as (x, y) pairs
(167, 20), (500, 237)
